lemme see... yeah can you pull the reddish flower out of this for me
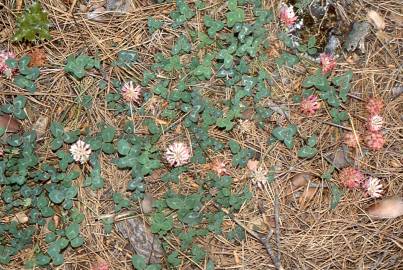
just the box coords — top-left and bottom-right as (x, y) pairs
(367, 114), (383, 132)
(343, 132), (359, 148)
(279, 4), (298, 27)
(365, 131), (385, 151)
(366, 97), (384, 115)
(91, 260), (109, 270)
(300, 95), (320, 115)
(0, 50), (17, 78)
(338, 167), (364, 189)
(320, 53), (336, 73)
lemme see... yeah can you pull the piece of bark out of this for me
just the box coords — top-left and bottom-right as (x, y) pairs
(115, 217), (163, 264)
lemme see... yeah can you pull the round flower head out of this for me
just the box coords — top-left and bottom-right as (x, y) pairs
(366, 97), (384, 115)
(211, 160), (228, 176)
(121, 81), (142, 104)
(367, 114), (383, 132)
(363, 177), (383, 198)
(250, 166), (268, 189)
(0, 50), (17, 78)
(343, 132), (360, 148)
(338, 167), (364, 189)
(91, 261), (109, 270)
(300, 95), (320, 115)
(165, 142), (191, 167)
(365, 131), (385, 151)
(70, 139), (92, 164)
(279, 4), (298, 27)
(320, 53), (336, 73)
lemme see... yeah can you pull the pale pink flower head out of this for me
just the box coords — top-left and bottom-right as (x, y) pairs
(0, 50), (17, 78)
(211, 160), (228, 176)
(343, 132), (360, 148)
(279, 4), (298, 27)
(300, 95), (320, 116)
(365, 131), (385, 151)
(0, 148), (3, 157)
(121, 81), (142, 104)
(367, 114), (383, 132)
(366, 97), (384, 115)
(165, 142), (191, 167)
(362, 177), (383, 198)
(338, 167), (364, 189)
(320, 53), (336, 73)
(70, 139), (92, 164)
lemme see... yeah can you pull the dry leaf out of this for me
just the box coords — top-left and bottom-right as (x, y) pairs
(28, 48), (47, 67)
(390, 85), (403, 99)
(106, 0), (133, 12)
(141, 194), (154, 214)
(87, 7), (107, 21)
(291, 173), (313, 188)
(115, 218), (163, 264)
(32, 116), (49, 139)
(299, 187), (318, 208)
(367, 197), (403, 219)
(12, 212), (29, 224)
(0, 115), (21, 133)
(326, 148), (349, 169)
(346, 53), (360, 64)
(247, 159), (259, 171)
(367, 10), (386, 30)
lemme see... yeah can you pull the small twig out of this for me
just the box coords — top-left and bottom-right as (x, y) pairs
(212, 202), (283, 270)
(273, 195), (281, 266)
(69, 0), (78, 13)
(322, 121), (352, 131)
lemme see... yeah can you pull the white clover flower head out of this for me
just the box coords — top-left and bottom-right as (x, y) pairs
(368, 114), (383, 132)
(250, 166), (268, 189)
(70, 139), (92, 164)
(165, 142), (191, 167)
(121, 81), (142, 104)
(363, 177), (383, 198)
